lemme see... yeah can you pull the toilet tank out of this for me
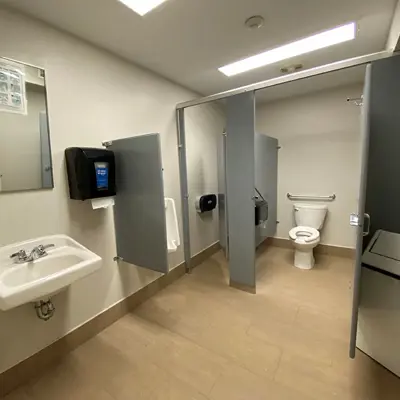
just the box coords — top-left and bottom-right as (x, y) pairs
(294, 204), (328, 230)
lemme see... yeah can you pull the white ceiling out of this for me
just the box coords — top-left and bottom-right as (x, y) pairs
(1, 0), (397, 96)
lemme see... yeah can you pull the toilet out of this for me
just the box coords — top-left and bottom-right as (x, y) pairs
(289, 204), (328, 269)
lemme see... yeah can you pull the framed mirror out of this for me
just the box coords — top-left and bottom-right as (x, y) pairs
(0, 57), (53, 192)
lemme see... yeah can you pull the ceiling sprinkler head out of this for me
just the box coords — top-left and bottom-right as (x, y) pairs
(245, 15), (264, 30)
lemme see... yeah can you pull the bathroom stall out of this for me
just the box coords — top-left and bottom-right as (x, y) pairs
(177, 53), (389, 294)
(176, 51), (397, 364)
(254, 65), (366, 268)
(177, 63), (371, 292)
(178, 93), (262, 292)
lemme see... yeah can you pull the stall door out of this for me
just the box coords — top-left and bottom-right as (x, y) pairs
(226, 92), (256, 292)
(349, 64), (372, 358)
(350, 55), (400, 358)
(109, 133), (169, 273)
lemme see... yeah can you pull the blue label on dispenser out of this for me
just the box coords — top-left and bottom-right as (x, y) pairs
(95, 162), (108, 190)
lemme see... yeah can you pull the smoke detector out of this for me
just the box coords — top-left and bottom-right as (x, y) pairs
(245, 15), (264, 30)
(280, 63), (304, 74)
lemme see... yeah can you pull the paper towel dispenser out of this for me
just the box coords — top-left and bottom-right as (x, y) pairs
(65, 147), (116, 200)
(195, 194), (217, 213)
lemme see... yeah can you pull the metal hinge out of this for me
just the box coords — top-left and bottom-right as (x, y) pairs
(349, 213), (360, 227)
(102, 140), (113, 148)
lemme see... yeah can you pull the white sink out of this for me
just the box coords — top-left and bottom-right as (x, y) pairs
(0, 235), (102, 311)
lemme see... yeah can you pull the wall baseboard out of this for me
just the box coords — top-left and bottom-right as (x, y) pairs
(0, 243), (221, 398)
(191, 241), (221, 269)
(266, 237), (355, 259)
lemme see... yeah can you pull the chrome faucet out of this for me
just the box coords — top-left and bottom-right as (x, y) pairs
(10, 244), (55, 264)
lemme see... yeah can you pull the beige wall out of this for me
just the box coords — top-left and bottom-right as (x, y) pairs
(0, 8), (222, 373)
(256, 84), (364, 248)
(0, 88), (46, 191)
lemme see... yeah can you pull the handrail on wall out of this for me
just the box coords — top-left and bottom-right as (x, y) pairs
(287, 193), (336, 201)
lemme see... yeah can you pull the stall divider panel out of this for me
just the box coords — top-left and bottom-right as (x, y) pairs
(255, 134), (279, 245)
(110, 133), (169, 273)
(226, 92), (256, 293)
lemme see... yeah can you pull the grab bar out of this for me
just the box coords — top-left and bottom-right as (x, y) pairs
(287, 193), (336, 201)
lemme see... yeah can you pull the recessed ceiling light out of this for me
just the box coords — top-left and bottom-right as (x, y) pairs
(118, 0), (168, 16)
(219, 22), (356, 77)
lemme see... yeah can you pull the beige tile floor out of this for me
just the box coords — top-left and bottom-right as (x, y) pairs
(4, 246), (400, 400)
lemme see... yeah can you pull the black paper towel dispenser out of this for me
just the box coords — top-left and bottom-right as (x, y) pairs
(195, 194), (217, 213)
(65, 147), (116, 200)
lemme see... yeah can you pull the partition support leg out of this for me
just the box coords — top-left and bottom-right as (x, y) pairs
(176, 108), (192, 273)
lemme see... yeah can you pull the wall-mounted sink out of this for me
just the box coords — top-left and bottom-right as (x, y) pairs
(0, 235), (102, 311)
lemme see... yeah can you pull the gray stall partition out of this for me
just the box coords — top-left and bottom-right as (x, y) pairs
(255, 134), (278, 246)
(219, 133), (278, 251)
(109, 133), (169, 273)
(226, 92), (256, 293)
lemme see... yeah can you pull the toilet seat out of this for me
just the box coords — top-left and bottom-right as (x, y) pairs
(289, 226), (319, 243)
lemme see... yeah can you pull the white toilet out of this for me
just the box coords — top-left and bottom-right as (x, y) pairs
(289, 204), (328, 269)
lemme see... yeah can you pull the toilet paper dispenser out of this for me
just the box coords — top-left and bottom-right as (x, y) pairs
(195, 194), (217, 213)
(65, 147), (116, 200)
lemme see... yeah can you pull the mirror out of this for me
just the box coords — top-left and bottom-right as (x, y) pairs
(0, 57), (53, 192)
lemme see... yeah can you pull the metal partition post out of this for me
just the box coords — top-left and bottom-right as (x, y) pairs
(176, 108), (192, 272)
(226, 92), (256, 293)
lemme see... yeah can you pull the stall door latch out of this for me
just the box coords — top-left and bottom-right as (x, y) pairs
(350, 213), (371, 236)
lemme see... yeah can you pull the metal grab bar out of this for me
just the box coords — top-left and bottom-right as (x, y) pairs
(287, 193), (336, 201)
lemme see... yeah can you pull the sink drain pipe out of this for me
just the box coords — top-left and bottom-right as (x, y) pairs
(34, 299), (55, 321)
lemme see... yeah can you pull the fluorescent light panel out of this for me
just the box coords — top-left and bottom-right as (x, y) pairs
(219, 22), (356, 76)
(118, 0), (168, 16)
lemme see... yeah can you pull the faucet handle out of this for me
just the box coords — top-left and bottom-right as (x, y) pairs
(39, 244), (55, 250)
(10, 249), (28, 261)
(36, 244), (55, 256)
